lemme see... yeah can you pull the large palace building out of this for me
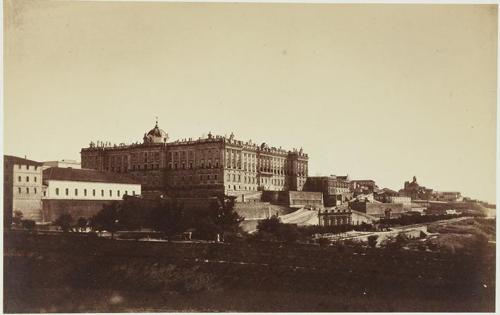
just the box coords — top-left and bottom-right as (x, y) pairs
(81, 121), (309, 197)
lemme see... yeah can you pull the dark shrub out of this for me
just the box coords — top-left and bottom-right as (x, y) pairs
(13, 211), (24, 226)
(367, 235), (378, 248)
(417, 243), (427, 251)
(21, 219), (35, 230)
(317, 238), (330, 246)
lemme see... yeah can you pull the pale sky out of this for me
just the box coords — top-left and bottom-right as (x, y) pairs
(4, 1), (497, 203)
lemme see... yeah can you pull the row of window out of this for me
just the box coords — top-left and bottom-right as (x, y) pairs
(225, 174), (289, 186)
(322, 217), (351, 226)
(227, 185), (259, 191)
(18, 176), (37, 183)
(131, 164), (160, 171)
(172, 174), (219, 184)
(168, 160), (220, 170)
(17, 187), (38, 194)
(54, 188), (136, 198)
(169, 149), (217, 161)
(14, 164), (39, 170)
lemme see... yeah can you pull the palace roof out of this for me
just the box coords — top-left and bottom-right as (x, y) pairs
(43, 167), (140, 185)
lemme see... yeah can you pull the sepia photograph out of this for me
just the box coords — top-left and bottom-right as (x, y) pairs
(2, 0), (497, 312)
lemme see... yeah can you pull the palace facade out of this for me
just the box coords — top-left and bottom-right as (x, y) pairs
(81, 121), (309, 197)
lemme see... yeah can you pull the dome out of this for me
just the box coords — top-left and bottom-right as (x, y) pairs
(143, 121), (168, 144)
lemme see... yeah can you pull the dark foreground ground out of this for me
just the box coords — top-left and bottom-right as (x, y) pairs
(4, 229), (495, 312)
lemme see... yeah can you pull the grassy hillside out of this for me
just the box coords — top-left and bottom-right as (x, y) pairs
(4, 228), (495, 312)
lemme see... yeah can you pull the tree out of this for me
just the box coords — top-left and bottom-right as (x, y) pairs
(317, 237), (331, 246)
(90, 202), (120, 239)
(367, 235), (378, 248)
(55, 214), (73, 232)
(257, 216), (281, 234)
(77, 217), (88, 232)
(21, 219), (36, 230)
(12, 211), (23, 226)
(256, 217), (304, 243)
(279, 224), (301, 243)
(118, 196), (153, 230)
(382, 233), (409, 251)
(150, 199), (186, 238)
(211, 194), (244, 241)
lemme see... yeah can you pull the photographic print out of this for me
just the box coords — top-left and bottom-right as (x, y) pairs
(3, 0), (497, 312)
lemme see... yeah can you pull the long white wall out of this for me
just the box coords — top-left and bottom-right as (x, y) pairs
(43, 180), (141, 200)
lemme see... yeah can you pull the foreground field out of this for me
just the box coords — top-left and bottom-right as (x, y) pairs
(4, 218), (495, 312)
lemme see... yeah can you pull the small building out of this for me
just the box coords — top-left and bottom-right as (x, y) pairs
(350, 179), (377, 195)
(349, 199), (404, 219)
(433, 191), (462, 202)
(318, 206), (352, 226)
(304, 175), (351, 206)
(373, 188), (398, 202)
(42, 167), (141, 221)
(4, 155), (44, 225)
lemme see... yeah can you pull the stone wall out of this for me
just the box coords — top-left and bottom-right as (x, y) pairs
(42, 199), (117, 222)
(261, 190), (289, 204)
(288, 191), (323, 208)
(349, 201), (404, 219)
(234, 202), (291, 220)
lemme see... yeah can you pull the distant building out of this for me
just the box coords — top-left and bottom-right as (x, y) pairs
(374, 189), (412, 210)
(304, 175), (351, 206)
(433, 191), (462, 202)
(4, 155), (44, 225)
(350, 179), (377, 195)
(399, 176), (433, 200)
(42, 167), (141, 221)
(373, 188), (398, 202)
(43, 159), (81, 169)
(349, 199), (404, 219)
(81, 121), (309, 197)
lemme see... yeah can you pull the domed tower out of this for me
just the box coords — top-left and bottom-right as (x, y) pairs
(143, 119), (168, 144)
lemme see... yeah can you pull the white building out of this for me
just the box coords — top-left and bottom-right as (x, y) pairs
(4, 155), (44, 223)
(42, 167), (141, 221)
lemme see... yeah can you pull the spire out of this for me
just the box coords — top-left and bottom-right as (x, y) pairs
(155, 116), (159, 128)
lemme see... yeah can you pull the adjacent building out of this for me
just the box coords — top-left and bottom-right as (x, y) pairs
(42, 167), (141, 221)
(350, 179), (377, 195)
(81, 121), (309, 197)
(4, 155), (44, 225)
(304, 175), (351, 206)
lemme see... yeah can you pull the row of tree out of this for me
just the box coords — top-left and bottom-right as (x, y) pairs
(52, 194), (244, 241)
(252, 216), (375, 243)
